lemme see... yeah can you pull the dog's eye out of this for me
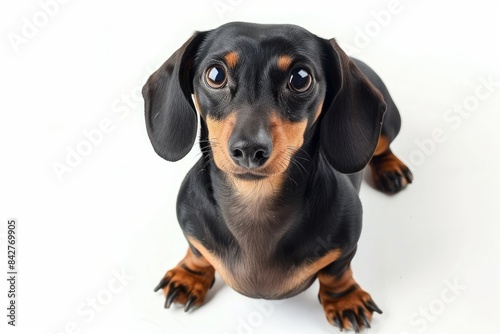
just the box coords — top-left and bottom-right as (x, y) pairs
(206, 66), (227, 89)
(288, 68), (312, 93)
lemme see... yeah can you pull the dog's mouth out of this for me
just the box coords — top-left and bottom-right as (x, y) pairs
(233, 172), (269, 181)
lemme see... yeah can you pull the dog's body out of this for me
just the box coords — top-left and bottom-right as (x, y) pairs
(144, 22), (412, 332)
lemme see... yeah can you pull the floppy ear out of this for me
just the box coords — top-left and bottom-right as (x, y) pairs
(143, 32), (207, 161)
(319, 38), (387, 174)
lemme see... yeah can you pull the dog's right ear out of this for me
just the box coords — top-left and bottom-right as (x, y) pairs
(143, 32), (207, 161)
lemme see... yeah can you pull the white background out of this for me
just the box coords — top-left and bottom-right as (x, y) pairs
(1, 0), (499, 333)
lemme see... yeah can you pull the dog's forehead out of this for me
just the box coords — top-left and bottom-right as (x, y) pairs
(198, 22), (322, 65)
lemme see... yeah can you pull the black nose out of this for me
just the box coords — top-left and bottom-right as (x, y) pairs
(229, 135), (272, 169)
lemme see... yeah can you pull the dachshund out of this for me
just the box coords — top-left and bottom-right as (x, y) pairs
(143, 22), (413, 332)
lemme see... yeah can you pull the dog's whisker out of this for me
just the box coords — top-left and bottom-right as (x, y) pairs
(294, 159), (310, 178)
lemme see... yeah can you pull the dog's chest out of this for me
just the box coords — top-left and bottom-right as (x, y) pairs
(224, 193), (290, 242)
(216, 194), (314, 298)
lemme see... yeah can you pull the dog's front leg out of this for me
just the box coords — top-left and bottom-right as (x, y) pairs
(154, 247), (215, 312)
(317, 250), (382, 333)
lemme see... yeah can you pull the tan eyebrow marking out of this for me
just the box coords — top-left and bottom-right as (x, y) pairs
(277, 55), (293, 71)
(224, 51), (239, 69)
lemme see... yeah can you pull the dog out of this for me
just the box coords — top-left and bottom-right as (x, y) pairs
(143, 22), (413, 332)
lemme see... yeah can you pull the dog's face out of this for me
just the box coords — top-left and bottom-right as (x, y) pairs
(191, 23), (327, 181)
(143, 22), (386, 183)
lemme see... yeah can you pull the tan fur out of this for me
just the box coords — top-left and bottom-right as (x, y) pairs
(224, 51), (239, 69)
(318, 267), (355, 293)
(206, 113), (237, 172)
(277, 55), (293, 71)
(206, 113), (308, 198)
(184, 247), (213, 269)
(373, 134), (389, 156)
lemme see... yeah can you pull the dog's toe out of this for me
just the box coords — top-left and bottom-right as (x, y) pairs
(370, 151), (413, 194)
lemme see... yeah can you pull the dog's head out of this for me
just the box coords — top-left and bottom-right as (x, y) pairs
(143, 22), (386, 181)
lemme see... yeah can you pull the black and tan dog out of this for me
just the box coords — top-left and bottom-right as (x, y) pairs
(144, 22), (412, 332)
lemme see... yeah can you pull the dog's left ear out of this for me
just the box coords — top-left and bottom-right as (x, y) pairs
(318, 38), (387, 174)
(143, 31), (207, 162)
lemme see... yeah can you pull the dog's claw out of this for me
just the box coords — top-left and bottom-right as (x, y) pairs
(154, 276), (171, 292)
(333, 315), (343, 331)
(184, 296), (197, 312)
(403, 169), (413, 183)
(165, 286), (181, 309)
(344, 310), (359, 333)
(393, 173), (402, 190)
(358, 308), (371, 329)
(365, 300), (383, 314)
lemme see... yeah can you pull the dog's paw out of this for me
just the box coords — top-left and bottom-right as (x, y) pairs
(154, 264), (215, 312)
(318, 284), (382, 333)
(370, 151), (413, 194)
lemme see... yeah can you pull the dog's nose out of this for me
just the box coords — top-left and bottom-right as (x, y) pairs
(229, 133), (272, 169)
